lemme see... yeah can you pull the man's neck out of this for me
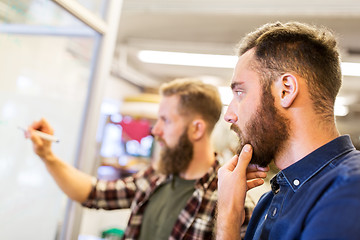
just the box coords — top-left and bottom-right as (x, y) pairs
(180, 145), (215, 180)
(275, 121), (340, 170)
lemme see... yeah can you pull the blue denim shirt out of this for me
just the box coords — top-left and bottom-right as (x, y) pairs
(245, 135), (360, 240)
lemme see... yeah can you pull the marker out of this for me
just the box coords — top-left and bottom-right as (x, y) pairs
(18, 126), (60, 143)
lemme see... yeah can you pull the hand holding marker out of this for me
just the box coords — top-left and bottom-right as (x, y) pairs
(18, 126), (60, 143)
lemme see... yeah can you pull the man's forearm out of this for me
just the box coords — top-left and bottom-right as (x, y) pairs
(43, 153), (93, 203)
(216, 206), (244, 240)
(216, 146), (254, 240)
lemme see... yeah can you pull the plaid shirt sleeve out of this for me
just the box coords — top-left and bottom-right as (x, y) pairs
(81, 166), (157, 210)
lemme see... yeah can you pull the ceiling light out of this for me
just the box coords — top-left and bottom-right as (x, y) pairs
(334, 104), (349, 117)
(138, 50), (237, 68)
(138, 50), (360, 77)
(334, 95), (357, 117)
(341, 62), (360, 77)
(335, 95), (357, 106)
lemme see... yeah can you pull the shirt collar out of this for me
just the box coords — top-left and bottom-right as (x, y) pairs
(273, 135), (355, 193)
(165, 154), (220, 189)
(196, 158), (220, 189)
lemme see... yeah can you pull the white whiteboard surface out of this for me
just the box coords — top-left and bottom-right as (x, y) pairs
(0, 34), (94, 240)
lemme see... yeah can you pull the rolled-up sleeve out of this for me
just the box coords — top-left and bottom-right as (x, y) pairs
(81, 173), (139, 210)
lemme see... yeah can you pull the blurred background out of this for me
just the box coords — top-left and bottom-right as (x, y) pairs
(1, 0), (359, 239)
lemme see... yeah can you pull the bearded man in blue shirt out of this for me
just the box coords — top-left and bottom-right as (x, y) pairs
(216, 21), (360, 240)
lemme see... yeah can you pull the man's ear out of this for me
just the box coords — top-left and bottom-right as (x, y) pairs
(277, 74), (299, 108)
(189, 119), (206, 141)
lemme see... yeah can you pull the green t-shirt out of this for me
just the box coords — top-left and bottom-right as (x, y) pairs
(138, 176), (196, 240)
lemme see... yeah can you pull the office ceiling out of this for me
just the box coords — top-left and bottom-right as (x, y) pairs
(113, 0), (360, 147)
(114, 0), (360, 87)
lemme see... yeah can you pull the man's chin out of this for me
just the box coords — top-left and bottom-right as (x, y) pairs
(249, 155), (273, 168)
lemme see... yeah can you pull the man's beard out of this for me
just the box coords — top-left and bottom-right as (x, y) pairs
(231, 88), (290, 167)
(157, 128), (194, 176)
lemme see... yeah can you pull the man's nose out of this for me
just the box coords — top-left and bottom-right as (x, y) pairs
(224, 105), (238, 124)
(151, 121), (162, 136)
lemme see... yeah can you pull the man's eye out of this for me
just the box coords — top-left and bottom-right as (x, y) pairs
(234, 91), (243, 96)
(163, 118), (170, 124)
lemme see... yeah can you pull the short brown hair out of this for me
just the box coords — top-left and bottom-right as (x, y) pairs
(237, 21), (342, 121)
(160, 78), (222, 133)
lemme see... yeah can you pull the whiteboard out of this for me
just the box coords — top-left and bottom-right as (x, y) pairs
(0, 34), (95, 239)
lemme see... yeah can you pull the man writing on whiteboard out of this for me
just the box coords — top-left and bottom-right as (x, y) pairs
(27, 78), (266, 240)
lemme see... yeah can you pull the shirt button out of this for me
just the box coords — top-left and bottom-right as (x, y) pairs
(272, 208), (277, 216)
(293, 179), (300, 186)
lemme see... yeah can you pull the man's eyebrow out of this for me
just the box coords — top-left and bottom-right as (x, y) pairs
(230, 82), (244, 90)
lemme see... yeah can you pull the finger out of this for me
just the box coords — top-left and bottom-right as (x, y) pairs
(39, 118), (54, 134)
(29, 128), (43, 146)
(234, 144), (253, 172)
(28, 118), (53, 134)
(247, 178), (265, 190)
(27, 120), (43, 140)
(246, 171), (268, 180)
(222, 154), (239, 172)
(247, 164), (270, 173)
(29, 120), (41, 131)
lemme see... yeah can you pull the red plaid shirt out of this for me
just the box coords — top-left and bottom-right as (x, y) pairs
(82, 160), (253, 239)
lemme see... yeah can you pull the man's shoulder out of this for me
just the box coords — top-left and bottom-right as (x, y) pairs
(316, 149), (360, 196)
(333, 148), (360, 176)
